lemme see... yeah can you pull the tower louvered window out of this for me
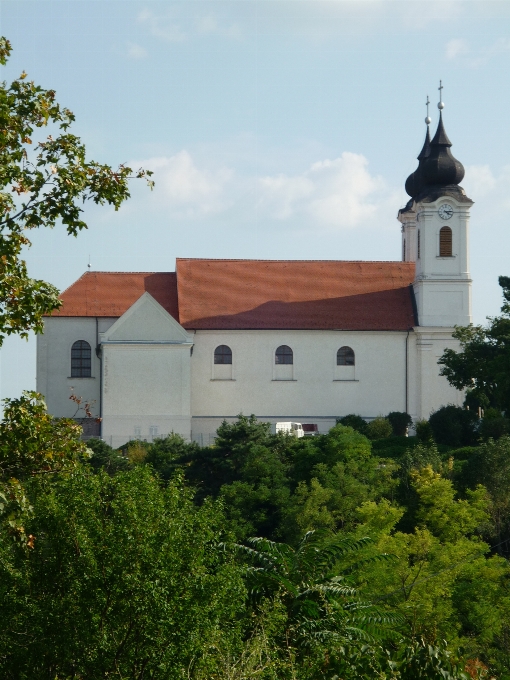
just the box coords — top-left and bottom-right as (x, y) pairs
(71, 340), (92, 378)
(439, 226), (452, 257)
(417, 230), (420, 259)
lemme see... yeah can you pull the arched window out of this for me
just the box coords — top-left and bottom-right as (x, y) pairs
(214, 345), (232, 364)
(71, 340), (92, 377)
(275, 345), (293, 365)
(337, 346), (355, 366)
(439, 226), (452, 257)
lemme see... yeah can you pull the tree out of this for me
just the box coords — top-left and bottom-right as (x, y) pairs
(0, 466), (246, 678)
(231, 531), (400, 674)
(439, 276), (510, 413)
(428, 405), (479, 448)
(0, 37), (152, 342)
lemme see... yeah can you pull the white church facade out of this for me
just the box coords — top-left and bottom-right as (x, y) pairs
(37, 110), (473, 448)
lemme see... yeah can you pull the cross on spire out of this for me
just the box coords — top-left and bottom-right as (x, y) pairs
(438, 80), (444, 110)
(425, 95), (431, 124)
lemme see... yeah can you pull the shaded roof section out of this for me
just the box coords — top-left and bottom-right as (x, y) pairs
(176, 259), (416, 331)
(51, 272), (179, 319)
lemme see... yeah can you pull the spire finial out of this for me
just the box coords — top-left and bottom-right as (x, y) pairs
(438, 80), (444, 110)
(425, 95), (431, 125)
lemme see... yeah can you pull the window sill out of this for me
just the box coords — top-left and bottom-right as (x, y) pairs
(333, 379), (359, 382)
(436, 256), (456, 259)
(68, 376), (95, 379)
(210, 378), (236, 381)
(272, 379), (297, 382)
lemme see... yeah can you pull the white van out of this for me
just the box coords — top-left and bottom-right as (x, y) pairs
(276, 422), (305, 438)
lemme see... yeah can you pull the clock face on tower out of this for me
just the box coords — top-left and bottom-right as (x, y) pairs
(438, 203), (454, 220)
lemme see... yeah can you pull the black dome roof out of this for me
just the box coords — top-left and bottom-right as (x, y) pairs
(404, 112), (466, 203)
(405, 126), (431, 198)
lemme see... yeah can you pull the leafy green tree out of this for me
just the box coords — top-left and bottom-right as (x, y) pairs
(0, 37), (152, 342)
(231, 531), (399, 674)
(387, 411), (413, 436)
(0, 391), (89, 547)
(336, 413), (369, 436)
(86, 437), (129, 475)
(439, 276), (510, 413)
(353, 471), (510, 673)
(457, 436), (510, 556)
(144, 432), (200, 482)
(367, 417), (393, 440)
(429, 405), (479, 447)
(0, 466), (246, 679)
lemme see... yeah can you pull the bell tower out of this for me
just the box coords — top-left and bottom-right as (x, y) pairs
(398, 87), (473, 327)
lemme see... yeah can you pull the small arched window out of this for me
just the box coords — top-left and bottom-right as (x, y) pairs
(439, 226), (452, 257)
(275, 345), (293, 365)
(214, 345), (232, 365)
(71, 340), (92, 378)
(337, 346), (355, 366)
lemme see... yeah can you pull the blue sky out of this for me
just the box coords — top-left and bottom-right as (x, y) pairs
(1, 0), (510, 400)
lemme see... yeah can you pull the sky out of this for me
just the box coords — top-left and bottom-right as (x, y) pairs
(1, 0), (510, 401)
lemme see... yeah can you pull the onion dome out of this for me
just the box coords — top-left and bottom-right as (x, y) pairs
(422, 111), (464, 187)
(405, 126), (431, 198)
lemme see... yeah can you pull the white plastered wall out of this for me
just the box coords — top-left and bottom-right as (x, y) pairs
(413, 195), (472, 327)
(99, 293), (193, 448)
(36, 316), (116, 419)
(190, 329), (413, 442)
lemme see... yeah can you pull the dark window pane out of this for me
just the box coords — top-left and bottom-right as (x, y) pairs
(275, 345), (293, 365)
(71, 340), (92, 377)
(214, 345), (232, 364)
(337, 346), (355, 366)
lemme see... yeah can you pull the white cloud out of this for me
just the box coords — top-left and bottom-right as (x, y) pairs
(446, 38), (469, 60)
(129, 149), (397, 231)
(127, 43), (148, 60)
(196, 15), (242, 39)
(134, 151), (233, 218)
(258, 152), (392, 230)
(463, 164), (510, 209)
(138, 8), (186, 43)
(445, 36), (510, 66)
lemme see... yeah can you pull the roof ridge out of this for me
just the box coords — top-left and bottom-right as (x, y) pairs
(176, 258), (414, 265)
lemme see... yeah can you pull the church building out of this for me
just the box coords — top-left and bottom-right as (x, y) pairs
(37, 107), (473, 448)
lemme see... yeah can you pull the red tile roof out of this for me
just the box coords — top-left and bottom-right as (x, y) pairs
(176, 259), (416, 331)
(51, 259), (417, 331)
(51, 272), (179, 319)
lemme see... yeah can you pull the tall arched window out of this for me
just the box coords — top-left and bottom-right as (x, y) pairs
(417, 230), (421, 259)
(439, 226), (452, 257)
(337, 346), (355, 366)
(214, 345), (232, 364)
(275, 345), (293, 365)
(71, 340), (92, 378)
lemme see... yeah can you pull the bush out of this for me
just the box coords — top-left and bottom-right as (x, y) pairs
(371, 435), (419, 459)
(87, 438), (129, 475)
(336, 414), (368, 436)
(366, 417), (392, 440)
(386, 411), (413, 436)
(479, 408), (510, 441)
(428, 405), (479, 448)
(415, 420), (433, 443)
